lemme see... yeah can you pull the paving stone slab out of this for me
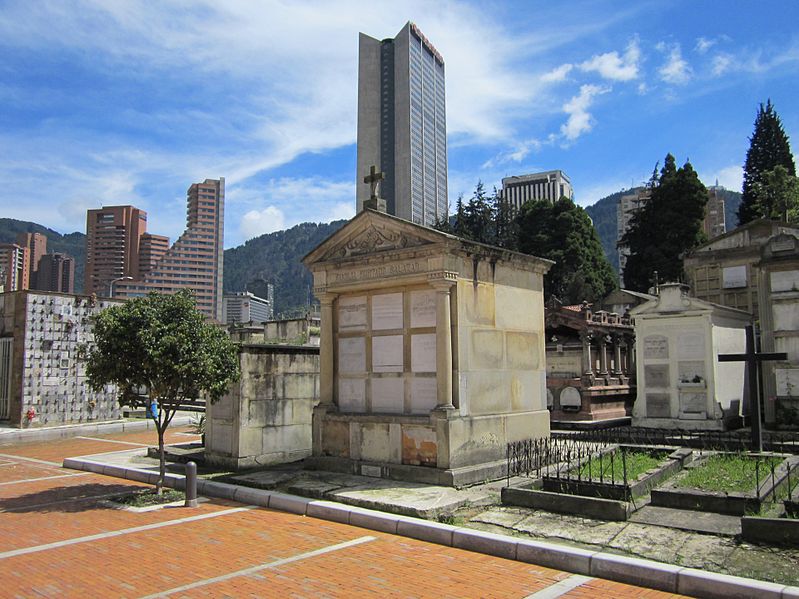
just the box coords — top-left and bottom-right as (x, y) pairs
(512, 511), (627, 546)
(630, 504), (742, 536)
(605, 522), (690, 564)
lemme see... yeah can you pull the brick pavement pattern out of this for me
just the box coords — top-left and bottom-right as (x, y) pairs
(0, 427), (686, 598)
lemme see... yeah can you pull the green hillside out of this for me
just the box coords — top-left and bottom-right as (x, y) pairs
(0, 219), (86, 293)
(223, 220), (347, 315)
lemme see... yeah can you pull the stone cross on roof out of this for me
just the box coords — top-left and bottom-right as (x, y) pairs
(364, 165), (384, 201)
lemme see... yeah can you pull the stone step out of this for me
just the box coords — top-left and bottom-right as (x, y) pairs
(629, 504), (741, 536)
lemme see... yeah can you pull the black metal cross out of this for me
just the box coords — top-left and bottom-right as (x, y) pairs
(718, 324), (786, 452)
(363, 165), (384, 200)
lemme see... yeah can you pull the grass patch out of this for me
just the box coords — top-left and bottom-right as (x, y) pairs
(676, 454), (783, 493)
(114, 488), (185, 507)
(572, 450), (665, 483)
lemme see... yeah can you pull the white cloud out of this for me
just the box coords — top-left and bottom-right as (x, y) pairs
(659, 44), (692, 84)
(702, 165), (743, 192)
(560, 84), (610, 141)
(481, 139), (543, 169)
(695, 37), (716, 54)
(240, 206), (286, 239)
(541, 63), (573, 83)
(711, 53), (733, 76)
(326, 202), (356, 222)
(579, 39), (640, 81)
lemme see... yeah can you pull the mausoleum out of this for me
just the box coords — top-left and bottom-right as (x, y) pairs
(630, 283), (751, 430)
(302, 209), (552, 486)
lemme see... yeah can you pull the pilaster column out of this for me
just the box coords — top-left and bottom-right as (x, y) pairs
(430, 273), (457, 411)
(317, 291), (337, 406)
(599, 335), (609, 376)
(581, 331), (594, 375)
(613, 335), (623, 376)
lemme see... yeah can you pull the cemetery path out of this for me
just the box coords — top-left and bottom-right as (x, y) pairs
(0, 427), (687, 598)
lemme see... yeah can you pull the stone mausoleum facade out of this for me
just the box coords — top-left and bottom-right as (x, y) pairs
(303, 210), (552, 486)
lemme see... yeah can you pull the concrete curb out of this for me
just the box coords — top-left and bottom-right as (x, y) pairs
(63, 456), (799, 599)
(0, 416), (194, 446)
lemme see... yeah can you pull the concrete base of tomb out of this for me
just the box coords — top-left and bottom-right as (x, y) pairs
(311, 407), (549, 487)
(631, 416), (740, 431)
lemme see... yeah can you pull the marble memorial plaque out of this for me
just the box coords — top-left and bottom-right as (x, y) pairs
(645, 364), (670, 388)
(411, 333), (436, 372)
(410, 377), (437, 413)
(338, 296), (367, 330)
(771, 270), (799, 293)
(372, 335), (404, 372)
(646, 393), (671, 418)
(679, 391), (706, 414)
(643, 335), (669, 359)
(547, 355), (582, 377)
(338, 378), (366, 412)
(776, 369), (799, 397)
(371, 377), (404, 413)
(677, 332), (705, 360)
(410, 289), (436, 328)
(678, 360), (705, 384)
(372, 292), (403, 330)
(338, 337), (366, 374)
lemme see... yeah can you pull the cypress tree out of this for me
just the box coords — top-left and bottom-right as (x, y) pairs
(738, 100), (796, 225)
(622, 154), (708, 291)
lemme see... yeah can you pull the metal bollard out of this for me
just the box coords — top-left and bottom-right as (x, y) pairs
(185, 461), (198, 508)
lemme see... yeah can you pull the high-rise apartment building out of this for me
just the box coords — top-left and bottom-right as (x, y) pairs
(138, 233), (170, 277)
(356, 22), (447, 226)
(84, 205), (147, 297)
(36, 253), (75, 294)
(16, 232), (46, 288)
(115, 178), (225, 320)
(501, 170), (574, 212)
(0, 243), (29, 292)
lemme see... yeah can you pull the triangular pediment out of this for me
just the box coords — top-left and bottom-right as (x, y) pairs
(303, 210), (449, 266)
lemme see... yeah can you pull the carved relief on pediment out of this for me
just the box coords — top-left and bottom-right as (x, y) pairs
(324, 224), (429, 259)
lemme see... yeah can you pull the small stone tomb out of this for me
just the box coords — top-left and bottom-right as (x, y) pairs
(630, 283), (751, 430)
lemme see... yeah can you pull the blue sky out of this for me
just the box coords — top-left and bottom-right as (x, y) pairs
(1, 1), (798, 248)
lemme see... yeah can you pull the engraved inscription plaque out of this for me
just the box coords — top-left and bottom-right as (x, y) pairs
(645, 364), (670, 388)
(410, 289), (436, 328)
(338, 296), (367, 330)
(411, 333), (436, 372)
(677, 332), (705, 360)
(372, 292), (403, 330)
(338, 337), (366, 374)
(646, 393), (671, 418)
(372, 335), (404, 372)
(679, 391), (706, 415)
(338, 378), (366, 412)
(644, 335), (669, 359)
(410, 377), (437, 413)
(371, 377), (404, 413)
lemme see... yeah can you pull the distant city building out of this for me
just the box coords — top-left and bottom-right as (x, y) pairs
(501, 170), (573, 212)
(16, 232), (46, 288)
(703, 185), (727, 240)
(224, 291), (273, 324)
(0, 243), (29, 292)
(85, 205), (147, 297)
(114, 178), (225, 320)
(36, 253), (75, 294)
(138, 233), (170, 277)
(356, 22), (447, 226)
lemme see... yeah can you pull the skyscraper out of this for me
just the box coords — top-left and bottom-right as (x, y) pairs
(114, 178), (225, 320)
(36, 253), (75, 294)
(356, 22), (447, 226)
(16, 232), (46, 288)
(0, 243), (29, 291)
(501, 170), (574, 212)
(85, 205), (147, 296)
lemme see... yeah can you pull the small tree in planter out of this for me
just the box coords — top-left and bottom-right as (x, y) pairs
(85, 290), (240, 494)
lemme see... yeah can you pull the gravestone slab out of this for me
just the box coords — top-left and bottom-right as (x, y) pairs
(646, 393), (671, 418)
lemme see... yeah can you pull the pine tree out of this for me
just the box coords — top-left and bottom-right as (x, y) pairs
(738, 100), (796, 225)
(623, 154), (708, 291)
(516, 197), (616, 304)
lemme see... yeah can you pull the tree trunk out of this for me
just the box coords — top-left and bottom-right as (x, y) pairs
(157, 422), (165, 495)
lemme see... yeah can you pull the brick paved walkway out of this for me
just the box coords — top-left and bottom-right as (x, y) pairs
(0, 428), (685, 598)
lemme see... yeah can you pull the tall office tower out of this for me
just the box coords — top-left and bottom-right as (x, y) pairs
(115, 178), (225, 320)
(501, 170), (574, 212)
(138, 233), (170, 277)
(223, 291), (272, 324)
(0, 243), (29, 291)
(356, 22), (448, 226)
(37, 253), (75, 293)
(85, 205), (147, 297)
(15, 232), (46, 288)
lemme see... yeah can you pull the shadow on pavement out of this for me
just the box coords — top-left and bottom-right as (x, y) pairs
(0, 481), (149, 513)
